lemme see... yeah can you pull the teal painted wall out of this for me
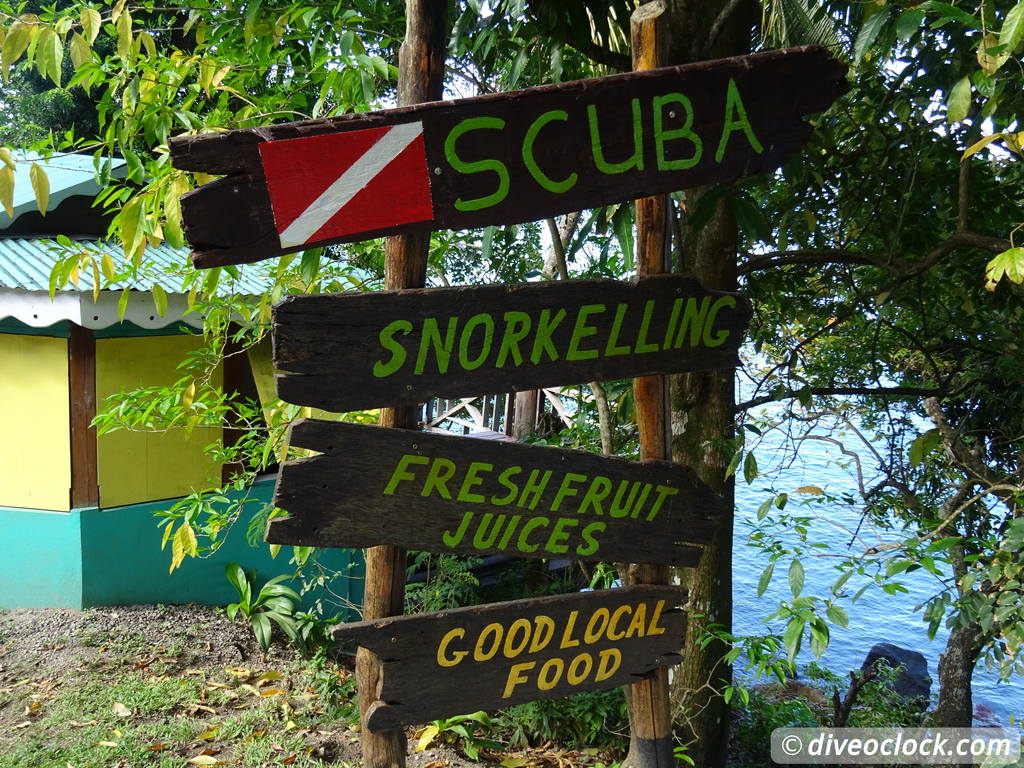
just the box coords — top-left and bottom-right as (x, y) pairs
(1, 478), (364, 618)
(0, 507), (83, 609)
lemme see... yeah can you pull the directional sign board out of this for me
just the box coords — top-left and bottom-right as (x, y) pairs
(333, 586), (687, 731)
(169, 46), (846, 267)
(267, 420), (726, 567)
(273, 274), (751, 412)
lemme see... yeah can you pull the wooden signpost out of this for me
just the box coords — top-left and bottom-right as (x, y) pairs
(168, 45), (847, 268)
(172, 3), (848, 762)
(273, 274), (751, 411)
(332, 586), (687, 731)
(267, 419), (726, 566)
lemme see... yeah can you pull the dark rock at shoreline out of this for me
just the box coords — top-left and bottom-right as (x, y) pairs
(861, 642), (932, 706)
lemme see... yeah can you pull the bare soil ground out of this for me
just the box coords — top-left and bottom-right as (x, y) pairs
(0, 604), (512, 768)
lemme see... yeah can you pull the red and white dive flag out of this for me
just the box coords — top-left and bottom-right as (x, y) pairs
(258, 121), (434, 249)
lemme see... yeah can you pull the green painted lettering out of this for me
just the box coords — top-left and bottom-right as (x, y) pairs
(702, 295), (736, 347)
(472, 513), (505, 549)
(414, 317), (458, 375)
(609, 480), (642, 518)
(458, 313), (495, 371)
(518, 469), (552, 510)
(443, 511), (473, 547)
(530, 308), (566, 364)
(458, 461), (493, 503)
(551, 473), (587, 512)
(674, 297), (712, 348)
(604, 303), (631, 356)
(576, 521), (605, 556)
(653, 93), (702, 171)
(517, 516), (549, 553)
(495, 311), (531, 368)
(522, 110), (577, 194)
(372, 319), (412, 378)
(445, 116), (510, 211)
(588, 99), (644, 174)
(715, 79), (763, 163)
(566, 304), (604, 361)
(490, 466), (522, 505)
(578, 476), (612, 516)
(544, 517), (578, 554)
(382, 454), (429, 494)
(422, 458), (457, 499)
(633, 299), (660, 354)
(646, 485), (679, 521)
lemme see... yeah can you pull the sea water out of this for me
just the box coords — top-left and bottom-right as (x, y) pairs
(731, 424), (1023, 722)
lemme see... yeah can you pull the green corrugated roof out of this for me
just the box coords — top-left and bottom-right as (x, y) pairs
(0, 238), (273, 295)
(0, 152), (127, 228)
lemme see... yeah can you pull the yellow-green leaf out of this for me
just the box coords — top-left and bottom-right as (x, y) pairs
(110, 0), (128, 25)
(0, 165), (14, 217)
(414, 725), (439, 752)
(117, 286), (130, 320)
(29, 162), (49, 215)
(119, 195), (145, 258)
(976, 33), (1006, 75)
(69, 32), (91, 69)
(181, 380), (195, 409)
(81, 8), (101, 44)
(268, 543), (281, 559)
(101, 253), (116, 282)
(962, 132), (1007, 160)
(2, 19), (36, 79)
(90, 256), (100, 302)
(947, 76), (972, 123)
(152, 283), (167, 317)
(116, 9), (132, 60)
(985, 247), (1024, 291)
(0, 147), (14, 169)
(36, 28), (62, 86)
(170, 523), (198, 573)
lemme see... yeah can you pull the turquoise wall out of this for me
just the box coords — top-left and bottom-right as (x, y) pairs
(0, 478), (364, 618)
(0, 506), (83, 608)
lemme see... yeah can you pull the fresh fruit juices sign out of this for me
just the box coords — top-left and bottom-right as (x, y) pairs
(167, 46), (847, 267)
(267, 420), (726, 566)
(333, 586), (688, 731)
(272, 275), (752, 412)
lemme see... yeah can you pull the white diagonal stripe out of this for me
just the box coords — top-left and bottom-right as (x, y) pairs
(278, 121), (423, 248)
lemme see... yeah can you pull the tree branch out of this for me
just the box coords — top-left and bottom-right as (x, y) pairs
(708, 0), (748, 49)
(567, 38), (631, 71)
(738, 249), (885, 275)
(736, 386), (943, 413)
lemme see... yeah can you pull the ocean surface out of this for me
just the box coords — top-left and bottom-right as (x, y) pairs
(731, 426), (1023, 722)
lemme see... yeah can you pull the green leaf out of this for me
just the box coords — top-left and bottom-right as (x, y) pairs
(299, 249), (320, 286)
(826, 604), (849, 627)
(251, 612), (272, 653)
(920, 1), (982, 29)
(225, 562), (251, 605)
(69, 31), (91, 69)
(946, 76), (972, 123)
(1000, 2), (1024, 54)
(854, 7), (892, 62)
(985, 248), (1024, 290)
(757, 563), (775, 597)
(809, 618), (830, 657)
(783, 616), (804, 660)
(895, 8), (926, 40)
(117, 286), (130, 320)
(29, 162), (49, 214)
(743, 452), (758, 484)
(789, 559), (805, 598)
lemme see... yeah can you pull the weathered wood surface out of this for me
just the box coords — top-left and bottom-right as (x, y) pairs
(169, 46), (847, 267)
(266, 420), (726, 567)
(273, 274), (752, 412)
(333, 586), (687, 731)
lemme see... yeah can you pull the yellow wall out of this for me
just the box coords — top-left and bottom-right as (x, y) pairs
(96, 335), (222, 508)
(0, 334), (71, 511)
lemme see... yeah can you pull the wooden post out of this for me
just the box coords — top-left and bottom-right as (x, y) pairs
(356, 2), (446, 767)
(624, 3), (675, 767)
(68, 323), (98, 509)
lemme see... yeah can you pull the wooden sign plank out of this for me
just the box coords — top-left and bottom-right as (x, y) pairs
(273, 274), (752, 413)
(332, 586), (687, 731)
(169, 46), (847, 267)
(267, 420), (726, 567)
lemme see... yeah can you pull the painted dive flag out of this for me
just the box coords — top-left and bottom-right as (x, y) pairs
(257, 121), (434, 249)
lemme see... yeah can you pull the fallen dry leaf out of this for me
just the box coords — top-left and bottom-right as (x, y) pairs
(186, 757), (219, 766)
(112, 702), (131, 717)
(425, 761), (450, 768)
(13, 721), (32, 729)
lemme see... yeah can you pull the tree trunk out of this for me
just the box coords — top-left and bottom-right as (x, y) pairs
(934, 623), (982, 729)
(356, 4), (447, 768)
(659, 2), (752, 764)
